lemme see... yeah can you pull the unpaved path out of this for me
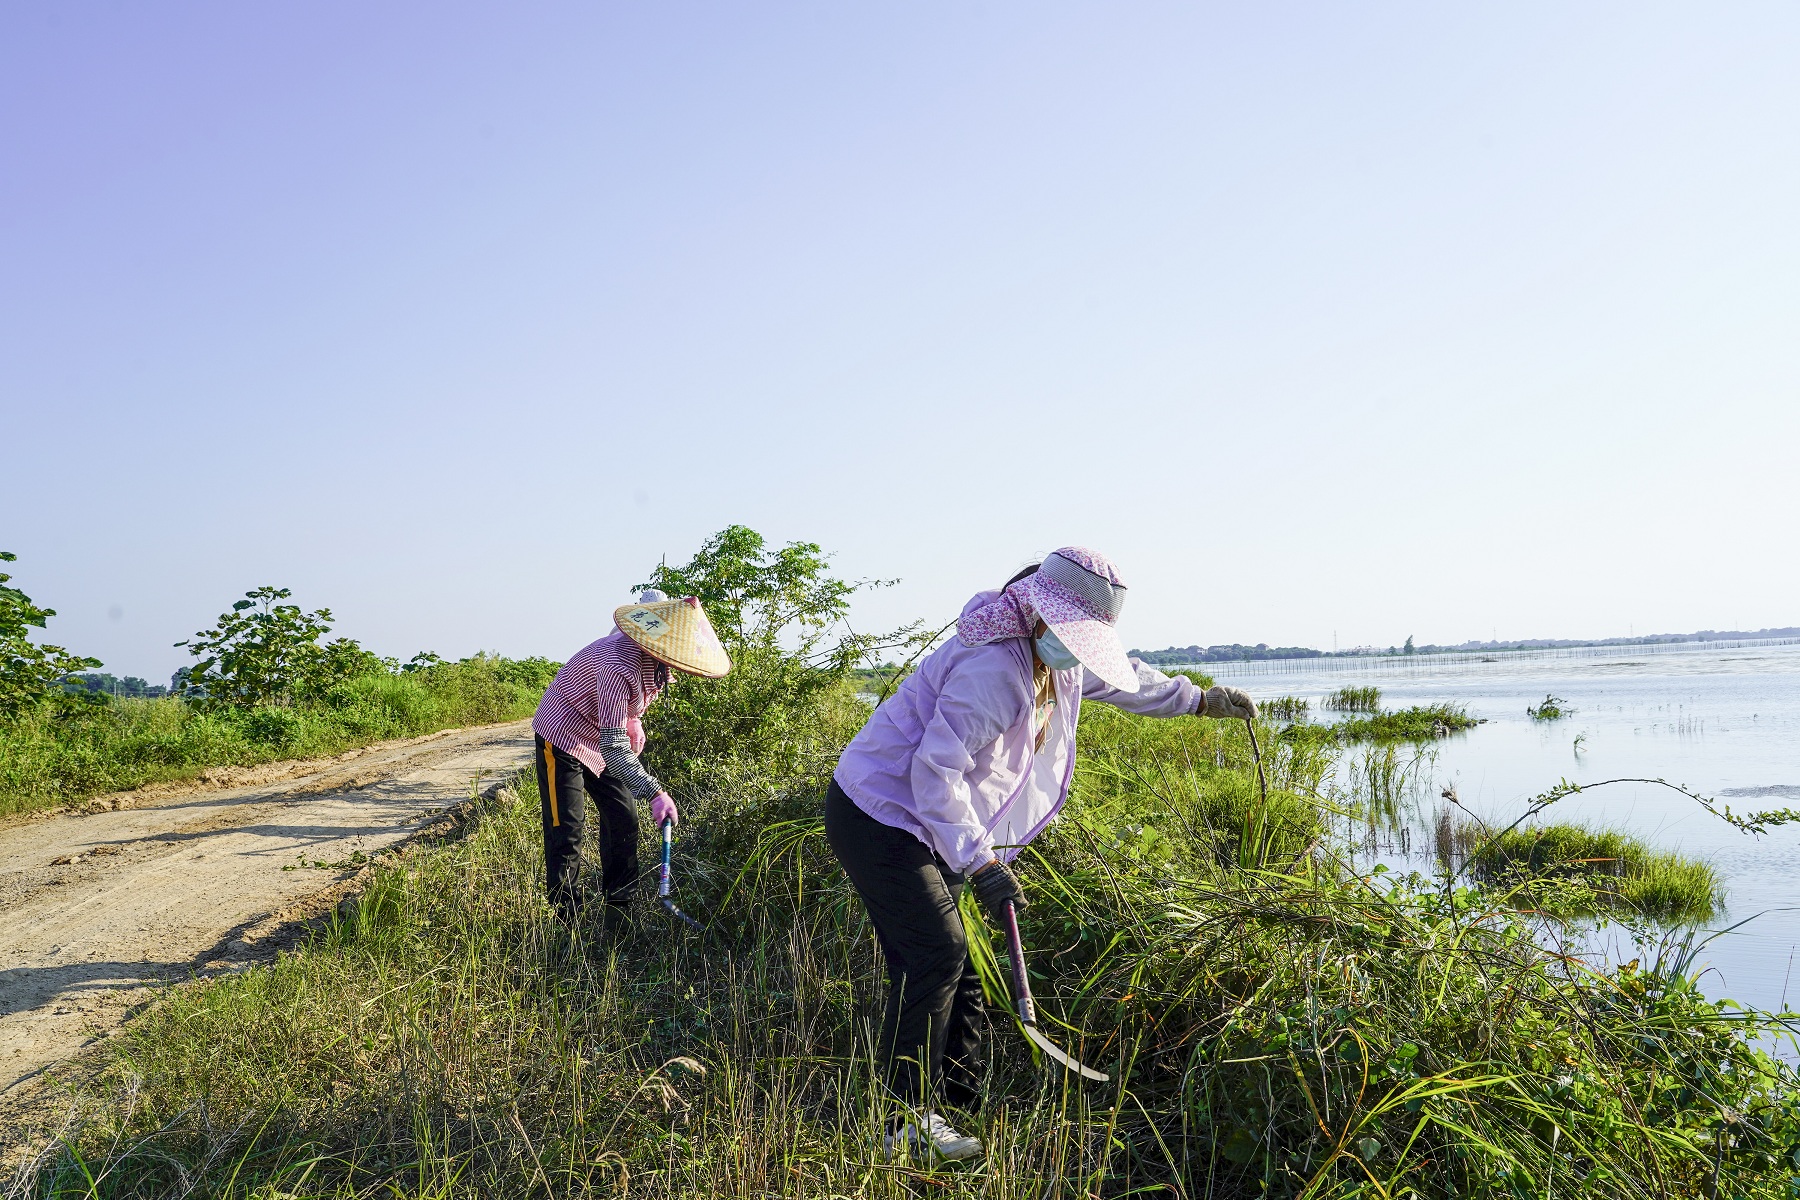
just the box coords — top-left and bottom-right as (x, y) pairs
(0, 720), (534, 1100)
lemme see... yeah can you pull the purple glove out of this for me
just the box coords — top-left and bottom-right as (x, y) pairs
(626, 716), (646, 755)
(651, 792), (678, 828)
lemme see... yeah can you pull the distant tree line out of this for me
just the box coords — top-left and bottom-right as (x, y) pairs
(63, 672), (170, 699)
(1132, 626), (1800, 667)
(1130, 643), (1325, 665)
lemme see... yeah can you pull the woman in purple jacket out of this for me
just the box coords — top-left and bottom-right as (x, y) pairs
(827, 547), (1257, 1161)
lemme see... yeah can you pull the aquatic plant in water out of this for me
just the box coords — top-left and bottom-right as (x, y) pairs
(1449, 817), (1725, 922)
(1528, 693), (1569, 720)
(1261, 695), (1310, 721)
(1324, 684), (1381, 713)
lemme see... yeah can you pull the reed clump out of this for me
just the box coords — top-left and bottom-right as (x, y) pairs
(1324, 685), (1381, 713)
(1457, 820), (1725, 923)
(1260, 695), (1310, 722)
(1332, 702), (1478, 742)
(1279, 702), (1479, 747)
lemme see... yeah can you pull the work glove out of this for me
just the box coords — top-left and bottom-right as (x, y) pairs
(969, 858), (1028, 926)
(651, 791), (679, 828)
(1202, 685), (1258, 720)
(626, 716), (646, 755)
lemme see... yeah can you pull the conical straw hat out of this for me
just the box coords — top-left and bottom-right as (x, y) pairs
(613, 596), (732, 678)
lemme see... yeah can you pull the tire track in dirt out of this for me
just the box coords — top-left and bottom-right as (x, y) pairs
(0, 720), (534, 1104)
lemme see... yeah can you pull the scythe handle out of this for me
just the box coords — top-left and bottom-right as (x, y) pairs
(660, 818), (674, 899)
(1004, 900), (1038, 1026)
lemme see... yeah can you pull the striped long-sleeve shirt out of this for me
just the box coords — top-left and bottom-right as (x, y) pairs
(532, 629), (669, 800)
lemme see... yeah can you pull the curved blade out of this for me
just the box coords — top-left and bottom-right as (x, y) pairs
(1023, 1024), (1108, 1082)
(661, 897), (705, 934)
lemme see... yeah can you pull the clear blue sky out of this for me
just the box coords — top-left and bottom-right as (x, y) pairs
(5, 3), (1797, 682)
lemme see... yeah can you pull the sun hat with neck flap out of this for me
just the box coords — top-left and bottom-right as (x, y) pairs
(956, 546), (1139, 693)
(613, 591), (732, 678)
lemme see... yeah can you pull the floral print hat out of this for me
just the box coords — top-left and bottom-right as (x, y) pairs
(957, 546), (1139, 693)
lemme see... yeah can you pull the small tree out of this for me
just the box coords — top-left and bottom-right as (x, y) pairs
(637, 526), (932, 799)
(0, 551), (102, 722)
(177, 586), (349, 708)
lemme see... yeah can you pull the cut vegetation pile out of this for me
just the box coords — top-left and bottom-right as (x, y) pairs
(10, 529), (1798, 1198)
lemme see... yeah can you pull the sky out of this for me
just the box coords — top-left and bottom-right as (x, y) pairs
(4, 2), (1797, 682)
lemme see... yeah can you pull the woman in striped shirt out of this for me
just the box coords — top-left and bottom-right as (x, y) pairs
(532, 589), (731, 925)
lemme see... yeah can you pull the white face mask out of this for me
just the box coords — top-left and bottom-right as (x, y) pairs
(1034, 627), (1081, 671)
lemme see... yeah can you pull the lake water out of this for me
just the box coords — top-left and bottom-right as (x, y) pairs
(1202, 640), (1800, 1019)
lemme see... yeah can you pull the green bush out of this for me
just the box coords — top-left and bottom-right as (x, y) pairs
(237, 705), (305, 750)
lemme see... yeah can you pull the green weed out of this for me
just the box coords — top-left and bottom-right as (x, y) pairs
(1279, 703), (1479, 747)
(1332, 703), (1478, 742)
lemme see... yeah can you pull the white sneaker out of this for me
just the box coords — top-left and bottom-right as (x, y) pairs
(884, 1111), (983, 1162)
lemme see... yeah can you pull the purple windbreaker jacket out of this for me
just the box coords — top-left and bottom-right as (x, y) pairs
(833, 590), (1203, 873)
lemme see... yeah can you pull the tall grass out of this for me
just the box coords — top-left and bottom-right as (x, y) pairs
(1452, 819), (1725, 923)
(0, 655), (555, 819)
(14, 668), (1799, 1198)
(1260, 696), (1309, 722)
(1323, 686), (1380, 714)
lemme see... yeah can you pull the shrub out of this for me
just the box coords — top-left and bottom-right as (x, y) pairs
(325, 672), (437, 727)
(237, 705), (305, 749)
(639, 525), (931, 800)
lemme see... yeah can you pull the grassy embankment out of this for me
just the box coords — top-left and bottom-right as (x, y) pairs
(0, 655), (557, 820)
(13, 655), (1798, 1197)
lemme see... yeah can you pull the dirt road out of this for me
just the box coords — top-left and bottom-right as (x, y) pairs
(0, 720), (534, 1100)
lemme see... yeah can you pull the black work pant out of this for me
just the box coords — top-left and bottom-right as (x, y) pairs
(825, 777), (987, 1111)
(535, 734), (641, 916)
